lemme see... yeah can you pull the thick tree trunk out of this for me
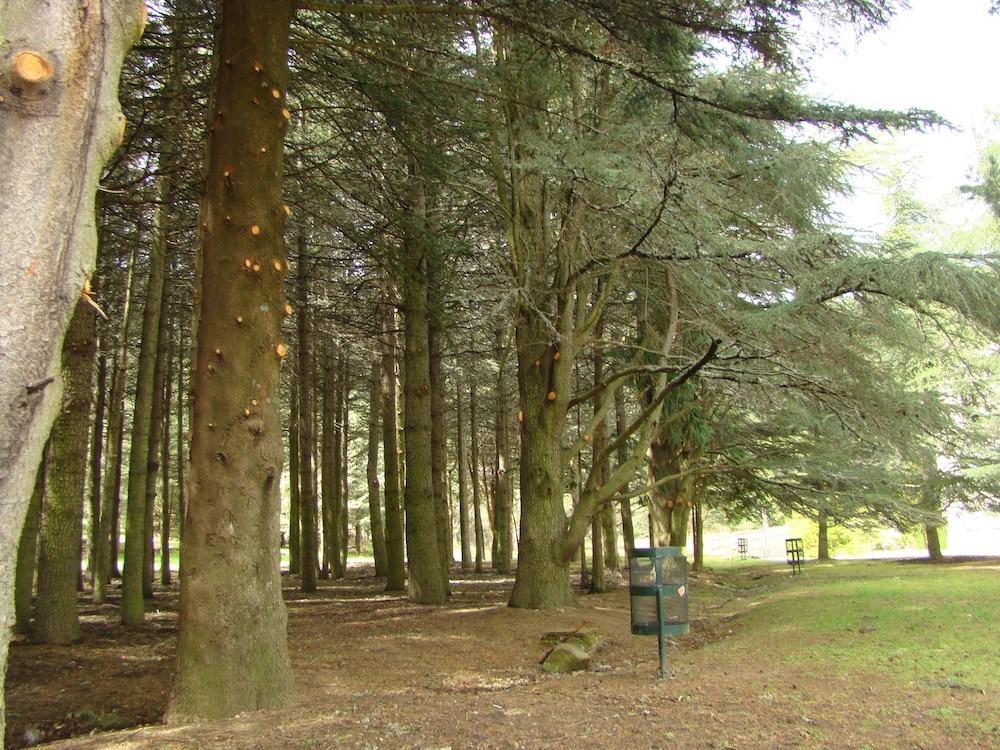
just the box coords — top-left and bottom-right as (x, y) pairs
(925, 523), (944, 562)
(297, 249), (319, 591)
(381, 316), (406, 591)
(15, 460), (46, 634)
(167, 0), (295, 720)
(0, 1), (143, 734)
(400, 181), (446, 603)
(817, 508), (830, 561)
(122, 181), (168, 624)
(367, 359), (388, 576)
(508, 316), (574, 609)
(469, 381), (486, 573)
(34, 300), (96, 643)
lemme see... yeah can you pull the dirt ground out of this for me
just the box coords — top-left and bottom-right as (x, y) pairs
(5, 563), (997, 749)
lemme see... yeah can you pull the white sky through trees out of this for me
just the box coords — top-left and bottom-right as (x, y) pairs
(805, 0), (1000, 234)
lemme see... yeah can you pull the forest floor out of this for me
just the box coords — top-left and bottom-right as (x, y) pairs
(5, 557), (999, 750)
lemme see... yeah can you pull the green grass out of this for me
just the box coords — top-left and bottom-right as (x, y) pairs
(711, 559), (1000, 692)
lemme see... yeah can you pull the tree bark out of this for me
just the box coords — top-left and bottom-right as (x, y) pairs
(167, 0), (295, 720)
(122, 178), (169, 624)
(692, 498), (704, 571)
(88, 343), (108, 587)
(367, 359), (387, 576)
(15, 459), (45, 634)
(381, 313), (406, 591)
(322, 344), (344, 579)
(429, 322), (452, 583)
(34, 300), (96, 643)
(160, 315), (174, 586)
(339, 355), (350, 573)
(493, 333), (513, 575)
(400, 178), (446, 604)
(288, 375), (301, 574)
(296, 247), (319, 591)
(456, 381), (473, 570)
(0, 1), (143, 734)
(817, 508), (830, 561)
(469, 381), (486, 573)
(614, 387), (635, 553)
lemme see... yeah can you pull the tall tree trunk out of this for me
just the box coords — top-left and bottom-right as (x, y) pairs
(142, 277), (171, 598)
(400, 186), (446, 604)
(925, 523), (944, 561)
(288, 376), (301, 574)
(160, 316), (174, 586)
(34, 299), (96, 643)
(167, 0), (295, 720)
(456, 382), (473, 570)
(493, 333), (513, 575)
(589, 318), (609, 593)
(817, 508), (830, 561)
(469, 381), (485, 573)
(367, 359), (388, 576)
(15, 459), (46, 634)
(0, 2), (143, 734)
(175, 322), (186, 543)
(340, 355), (350, 573)
(89, 343), (108, 586)
(429, 323), (452, 583)
(94, 244), (140, 604)
(297, 248), (319, 591)
(122, 176), (169, 624)
(381, 313), (406, 591)
(614, 388), (635, 554)
(323, 344), (344, 579)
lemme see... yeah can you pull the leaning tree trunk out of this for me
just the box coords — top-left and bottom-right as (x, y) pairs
(34, 299), (96, 643)
(0, 1), (143, 736)
(167, 0), (295, 721)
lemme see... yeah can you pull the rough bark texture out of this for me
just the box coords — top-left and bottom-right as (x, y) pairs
(167, 0), (295, 720)
(508, 316), (574, 608)
(367, 359), (388, 576)
(401, 218), (446, 604)
(34, 300), (95, 643)
(0, 0), (143, 735)
(614, 388), (635, 553)
(382, 317), (406, 591)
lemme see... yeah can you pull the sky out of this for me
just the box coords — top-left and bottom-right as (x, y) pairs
(803, 0), (1000, 236)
